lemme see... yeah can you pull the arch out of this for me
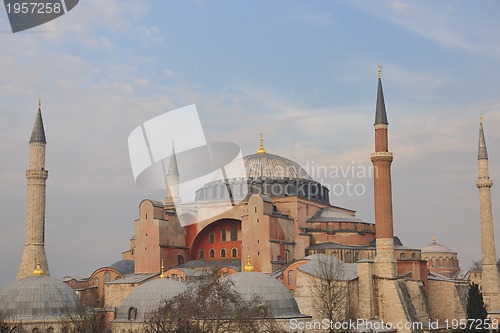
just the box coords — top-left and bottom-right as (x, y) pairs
(232, 248), (238, 258)
(46, 328), (54, 333)
(411, 252), (416, 259)
(32, 329), (39, 333)
(400, 253), (405, 260)
(128, 307), (137, 321)
(209, 249), (215, 258)
(288, 270), (295, 285)
(199, 250), (205, 259)
(93, 277), (100, 287)
(190, 219), (242, 261)
(104, 271), (111, 283)
(220, 248), (226, 258)
(285, 249), (290, 262)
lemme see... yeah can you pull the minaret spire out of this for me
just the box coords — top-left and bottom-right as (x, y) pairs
(165, 142), (180, 207)
(478, 115), (488, 160)
(371, 67), (396, 278)
(17, 101), (50, 279)
(475, 116), (500, 311)
(375, 66), (388, 126)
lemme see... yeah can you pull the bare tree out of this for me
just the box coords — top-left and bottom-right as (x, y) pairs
(143, 270), (286, 333)
(308, 254), (352, 333)
(65, 307), (108, 333)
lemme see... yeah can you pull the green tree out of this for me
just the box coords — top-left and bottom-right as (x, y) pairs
(466, 283), (488, 333)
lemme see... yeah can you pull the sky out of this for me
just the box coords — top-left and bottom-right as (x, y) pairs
(1, 0), (500, 288)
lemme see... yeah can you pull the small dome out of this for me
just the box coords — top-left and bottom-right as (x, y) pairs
(227, 272), (305, 318)
(214, 153), (312, 181)
(0, 275), (82, 321)
(421, 236), (455, 254)
(115, 278), (187, 322)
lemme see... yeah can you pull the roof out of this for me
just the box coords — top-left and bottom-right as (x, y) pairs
(213, 152), (312, 181)
(421, 236), (455, 254)
(227, 272), (309, 319)
(478, 121), (488, 160)
(172, 259), (241, 272)
(0, 275), (82, 321)
(298, 254), (358, 281)
(30, 107), (46, 143)
(109, 259), (135, 276)
(107, 273), (158, 284)
(375, 77), (388, 125)
(306, 206), (362, 223)
(114, 278), (187, 322)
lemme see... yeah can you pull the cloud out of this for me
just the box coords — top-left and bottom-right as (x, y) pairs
(348, 0), (500, 55)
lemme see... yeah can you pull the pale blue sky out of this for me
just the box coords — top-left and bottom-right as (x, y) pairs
(1, 0), (500, 287)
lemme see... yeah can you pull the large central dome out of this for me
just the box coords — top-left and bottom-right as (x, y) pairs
(217, 152), (313, 181)
(194, 136), (329, 204)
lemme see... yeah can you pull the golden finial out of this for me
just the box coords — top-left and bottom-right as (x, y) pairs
(480, 114), (483, 124)
(33, 260), (43, 276)
(160, 259), (166, 278)
(432, 235), (436, 244)
(38, 98), (41, 108)
(378, 65), (382, 78)
(257, 133), (266, 154)
(243, 253), (254, 272)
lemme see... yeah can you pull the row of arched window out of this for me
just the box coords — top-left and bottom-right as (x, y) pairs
(208, 227), (238, 244)
(199, 248), (238, 259)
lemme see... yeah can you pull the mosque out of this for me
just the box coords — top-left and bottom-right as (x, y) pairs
(2, 70), (500, 332)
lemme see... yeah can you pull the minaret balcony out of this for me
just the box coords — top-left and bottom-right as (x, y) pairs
(370, 151), (393, 162)
(476, 178), (493, 188)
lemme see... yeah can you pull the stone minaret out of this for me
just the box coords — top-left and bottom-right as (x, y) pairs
(165, 143), (180, 208)
(476, 116), (500, 310)
(17, 100), (50, 279)
(371, 67), (396, 278)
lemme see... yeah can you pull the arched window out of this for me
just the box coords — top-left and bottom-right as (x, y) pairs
(284, 249), (290, 262)
(104, 271), (111, 283)
(209, 233), (215, 244)
(344, 252), (351, 262)
(230, 224), (238, 241)
(221, 229), (227, 242)
(128, 307), (137, 321)
(199, 250), (205, 259)
(288, 270), (295, 285)
(232, 248), (237, 258)
(47, 328), (54, 333)
(178, 255), (184, 265)
(32, 329), (39, 333)
(209, 249), (215, 258)
(220, 248), (226, 258)
(400, 253), (405, 259)
(93, 277), (100, 287)
(411, 252), (416, 259)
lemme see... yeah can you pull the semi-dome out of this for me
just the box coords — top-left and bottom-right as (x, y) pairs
(0, 275), (82, 321)
(421, 236), (455, 254)
(226, 272), (306, 318)
(114, 278), (187, 322)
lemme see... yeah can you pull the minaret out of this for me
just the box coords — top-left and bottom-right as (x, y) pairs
(17, 100), (50, 279)
(371, 67), (396, 278)
(475, 115), (500, 310)
(165, 142), (180, 207)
